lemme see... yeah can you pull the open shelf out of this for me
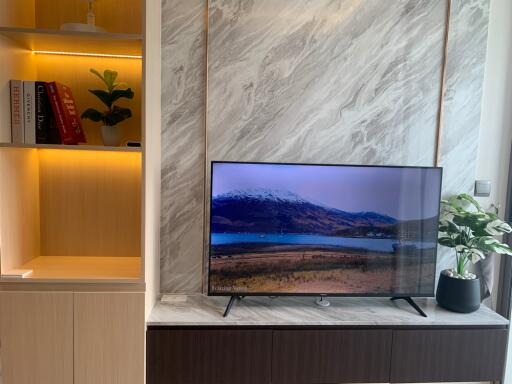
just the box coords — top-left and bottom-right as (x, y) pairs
(0, 27), (142, 56)
(1, 256), (141, 282)
(0, 143), (142, 152)
(0, 148), (142, 282)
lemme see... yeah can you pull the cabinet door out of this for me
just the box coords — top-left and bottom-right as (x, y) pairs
(390, 329), (508, 383)
(146, 329), (273, 384)
(74, 292), (144, 384)
(0, 291), (74, 384)
(272, 329), (392, 384)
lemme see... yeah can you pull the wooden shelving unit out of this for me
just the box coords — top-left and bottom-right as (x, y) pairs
(0, 0), (157, 382)
(0, 0), (145, 283)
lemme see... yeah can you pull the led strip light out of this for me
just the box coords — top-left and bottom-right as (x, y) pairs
(32, 50), (142, 59)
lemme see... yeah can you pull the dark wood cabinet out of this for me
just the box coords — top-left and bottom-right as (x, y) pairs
(147, 326), (508, 384)
(272, 330), (392, 383)
(390, 329), (508, 383)
(146, 329), (272, 384)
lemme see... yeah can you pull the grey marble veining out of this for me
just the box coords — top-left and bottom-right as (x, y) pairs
(437, 0), (490, 276)
(160, 0), (206, 293)
(148, 295), (508, 326)
(207, 0), (445, 165)
(160, 0), (491, 294)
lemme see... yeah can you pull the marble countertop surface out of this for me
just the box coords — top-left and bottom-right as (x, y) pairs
(147, 295), (509, 327)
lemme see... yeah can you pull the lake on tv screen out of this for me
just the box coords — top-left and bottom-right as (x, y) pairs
(208, 163), (441, 295)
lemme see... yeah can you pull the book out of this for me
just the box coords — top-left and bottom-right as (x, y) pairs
(2, 269), (33, 278)
(9, 80), (24, 143)
(23, 81), (62, 144)
(34, 81), (55, 144)
(46, 82), (86, 145)
(47, 113), (62, 144)
(23, 81), (36, 144)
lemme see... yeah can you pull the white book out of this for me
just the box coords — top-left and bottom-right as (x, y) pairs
(2, 269), (33, 278)
(23, 81), (36, 144)
(9, 80), (24, 144)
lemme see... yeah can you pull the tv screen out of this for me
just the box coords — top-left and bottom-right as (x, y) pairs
(208, 162), (442, 297)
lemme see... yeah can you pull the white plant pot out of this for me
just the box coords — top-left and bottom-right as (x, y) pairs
(101, 125), (121, 147)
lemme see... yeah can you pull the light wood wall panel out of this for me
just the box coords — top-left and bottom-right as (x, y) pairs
(0, 0), (35, 28)
(0, 291), (74, 384)
(38, 149), (141, 256)
(34, 0), (141, 34)
(74, 292), (145, 384)
(36, 54), (142, 146)
(0, 149), (40, 273)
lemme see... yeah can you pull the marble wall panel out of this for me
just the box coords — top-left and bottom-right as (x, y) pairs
(160, 0), (490, 293)
(207, 0), (446, 166)
(437, 0), (490, 274)
(160, 0), (206, 293)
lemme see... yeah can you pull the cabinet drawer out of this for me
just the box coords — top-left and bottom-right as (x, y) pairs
(272, 329), (392, 384)
(147, 329), (272, 384)
(390, 329), (508, 382)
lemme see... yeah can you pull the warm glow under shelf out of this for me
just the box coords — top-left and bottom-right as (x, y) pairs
(1, 256), (141, 281)
(0, 27), (142, 57)
(0, 143), (142, 152)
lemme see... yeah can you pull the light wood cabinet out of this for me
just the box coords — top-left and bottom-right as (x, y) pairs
(74, 292), (145, 384)
(0, 291), (145, 384)
(0, 292), (74, 384)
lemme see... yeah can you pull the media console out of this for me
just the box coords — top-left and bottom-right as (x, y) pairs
(147, 295), (509, 384)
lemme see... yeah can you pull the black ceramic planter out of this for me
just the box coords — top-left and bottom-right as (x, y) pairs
(436, 271), (481, 313)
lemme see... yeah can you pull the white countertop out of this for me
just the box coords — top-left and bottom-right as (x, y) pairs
(147, 295), (509, 327)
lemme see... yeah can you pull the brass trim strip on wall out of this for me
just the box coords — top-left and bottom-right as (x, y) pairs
(434, 0), (452, 167)
(202, 0), (210, 294)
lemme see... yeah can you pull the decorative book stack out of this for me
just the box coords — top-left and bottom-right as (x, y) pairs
(10, 80), (86, 145)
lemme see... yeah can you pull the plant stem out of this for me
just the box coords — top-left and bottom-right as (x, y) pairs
(456, 252), (467, 275)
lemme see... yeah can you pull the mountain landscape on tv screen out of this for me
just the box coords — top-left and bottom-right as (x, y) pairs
(209, 188), (438, 295)
(211, 188), (438, 238)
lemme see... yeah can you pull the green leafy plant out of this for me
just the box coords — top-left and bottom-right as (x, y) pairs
(438, 193), (512, 276)
(81, 69), (134, 126)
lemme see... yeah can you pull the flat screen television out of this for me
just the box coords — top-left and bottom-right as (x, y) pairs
(208, 161), (442, 298)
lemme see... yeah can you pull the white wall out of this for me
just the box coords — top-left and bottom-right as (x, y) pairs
(477, 0), (512, 308)
(477, 0), (512, 381)
(478, 0), (512, 220)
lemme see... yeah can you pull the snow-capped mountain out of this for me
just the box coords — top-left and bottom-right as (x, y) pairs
(211, 188), (398, 236)
(214, 188), (309, 204)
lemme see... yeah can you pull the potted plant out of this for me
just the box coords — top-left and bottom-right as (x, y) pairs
(437, 193), (512, 313)
(81, 69), (134, 146)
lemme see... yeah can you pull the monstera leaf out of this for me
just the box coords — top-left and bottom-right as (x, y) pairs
(438, 193), (512, 275)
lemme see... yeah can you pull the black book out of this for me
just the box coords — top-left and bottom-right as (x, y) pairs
(34, 81), (59, 144)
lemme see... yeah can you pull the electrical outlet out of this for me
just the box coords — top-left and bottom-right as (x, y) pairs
(160, 295), (188, 303)
(474, 180), (491, 197)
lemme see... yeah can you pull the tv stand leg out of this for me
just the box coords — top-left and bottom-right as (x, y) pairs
(390, 297), (427, 317)
(223, 296), (242, 318)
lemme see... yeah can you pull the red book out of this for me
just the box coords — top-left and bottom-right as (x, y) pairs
(46, 82), (86, 144)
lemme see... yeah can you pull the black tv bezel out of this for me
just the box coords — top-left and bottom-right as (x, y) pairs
(207, 160), (443, 299)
